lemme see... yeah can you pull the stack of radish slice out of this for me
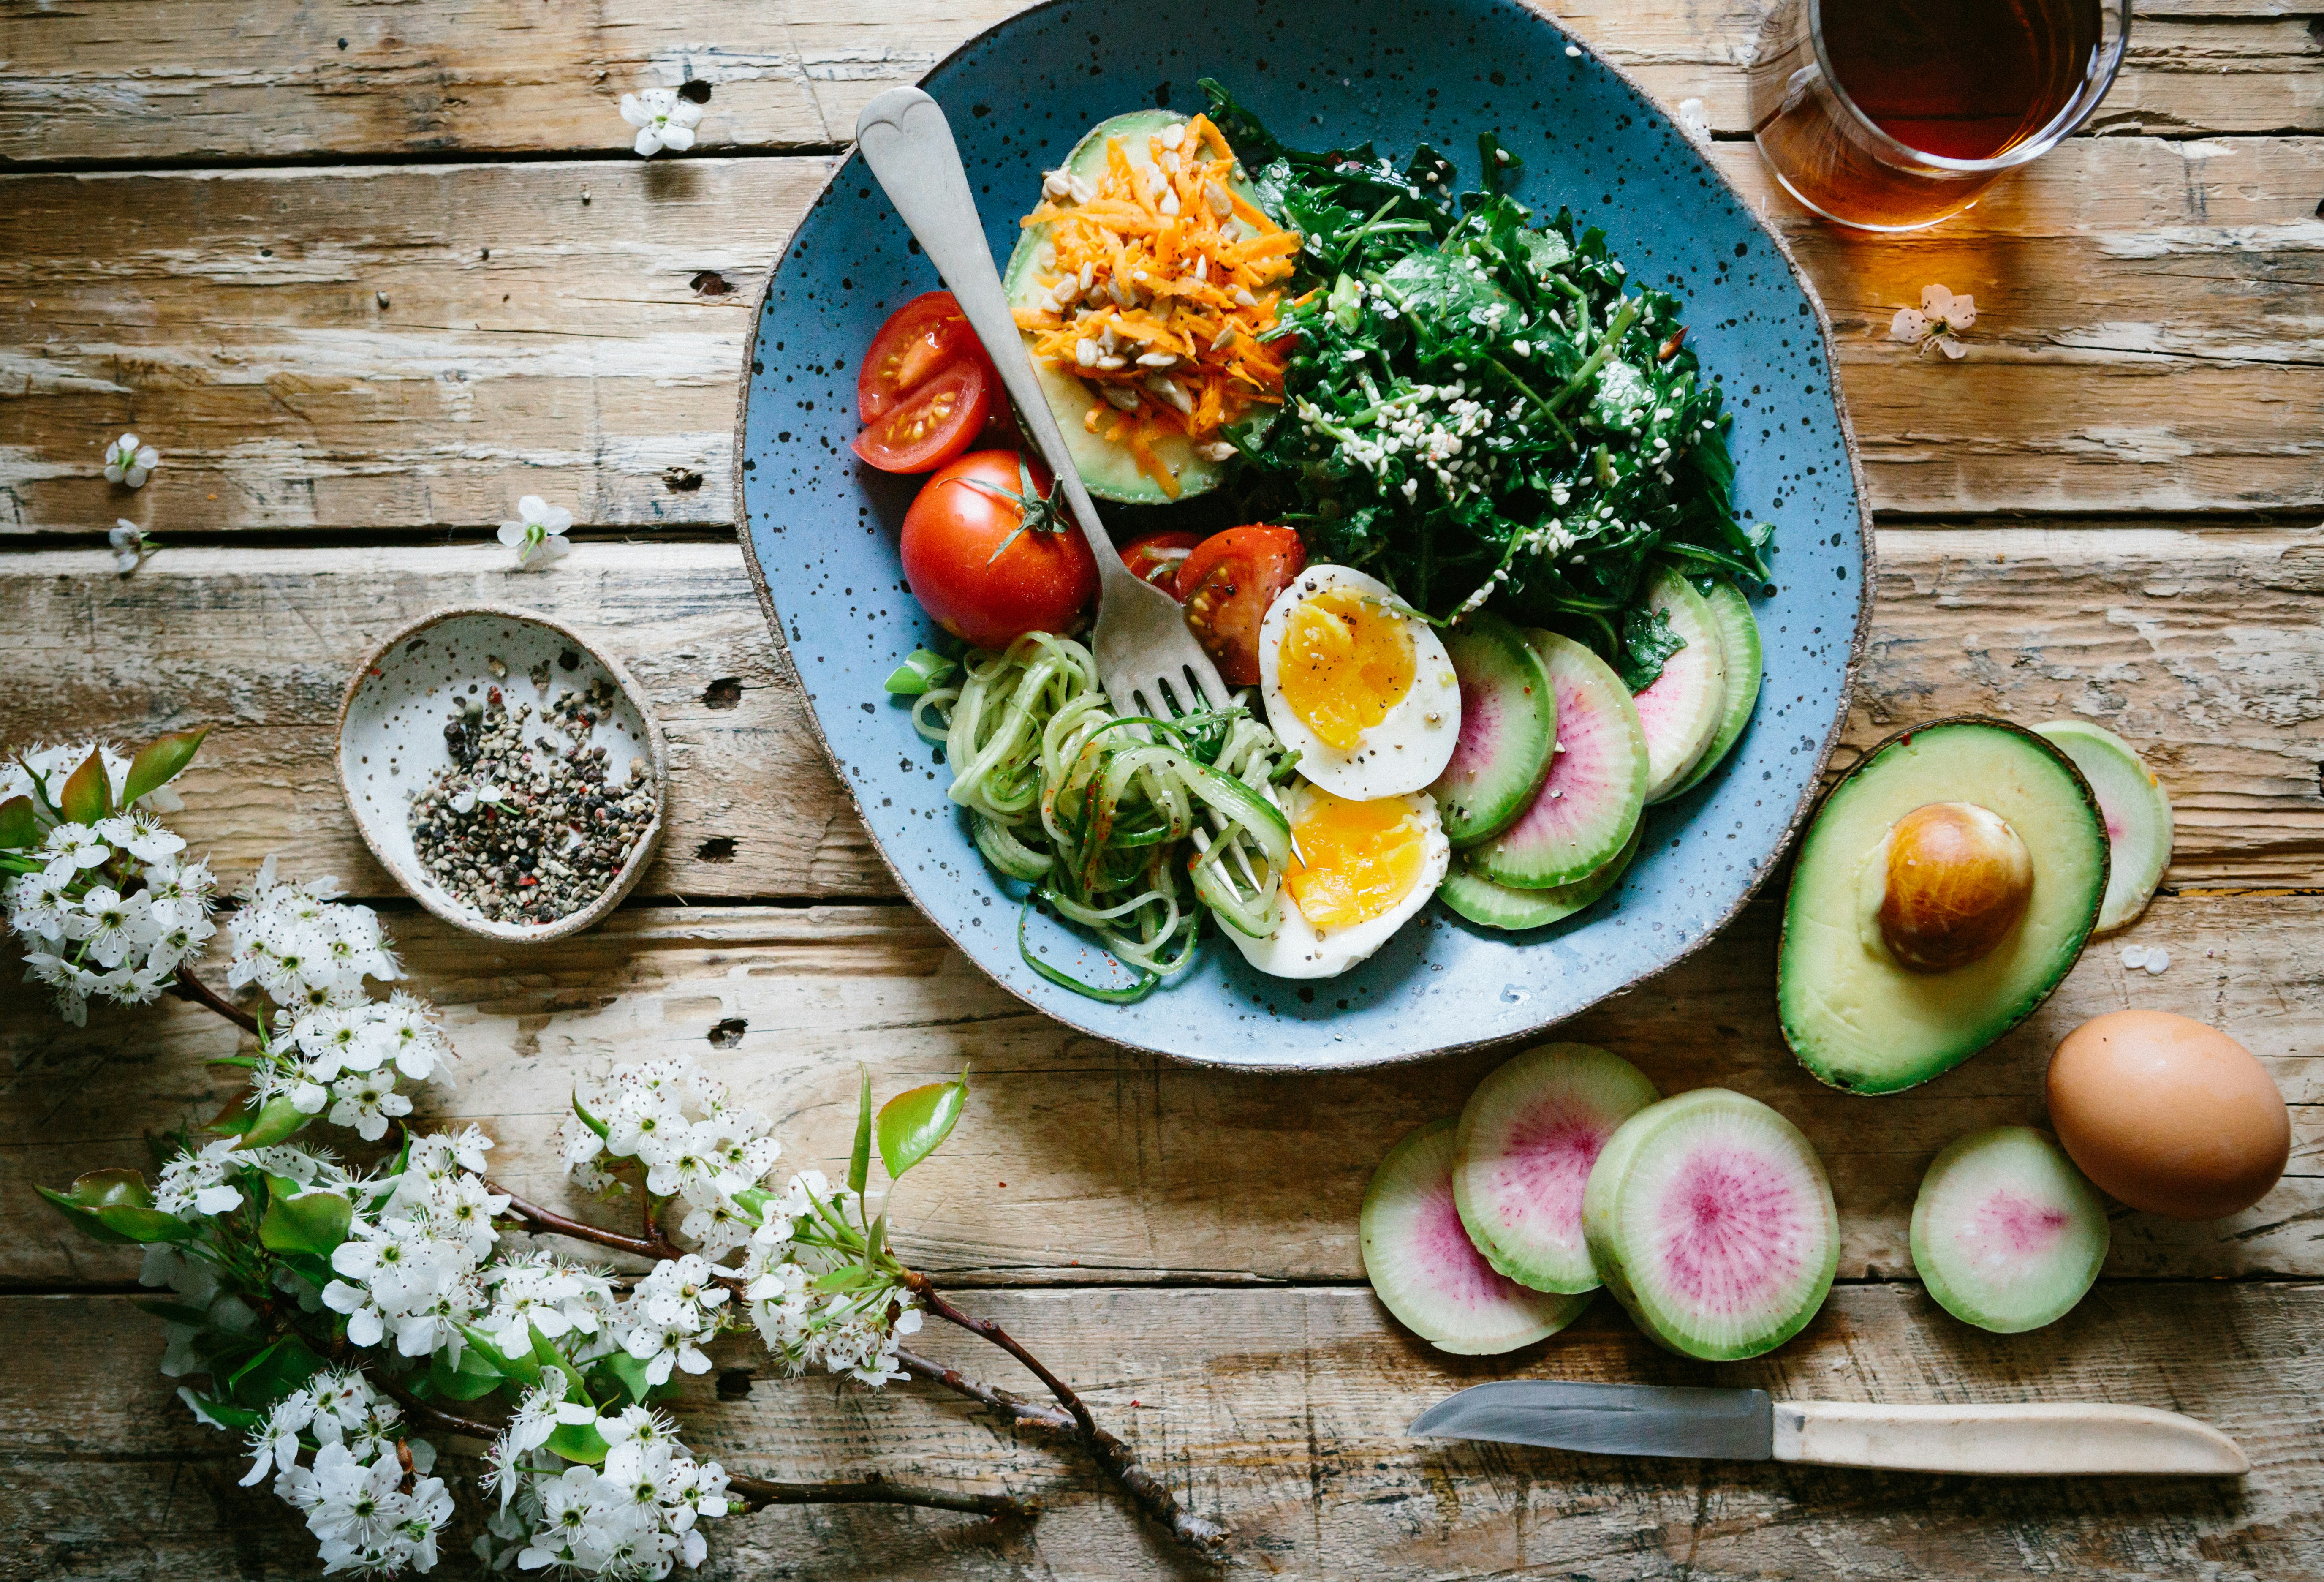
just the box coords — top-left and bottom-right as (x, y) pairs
(1361, 1045), (1841, 1360)
(1430, 568), (1765, 933)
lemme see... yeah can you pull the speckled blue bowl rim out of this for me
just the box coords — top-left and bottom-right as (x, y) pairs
(734, 0), (1873, 1071)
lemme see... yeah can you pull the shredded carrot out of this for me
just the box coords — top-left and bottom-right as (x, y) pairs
(1013, 112), (1300, 481)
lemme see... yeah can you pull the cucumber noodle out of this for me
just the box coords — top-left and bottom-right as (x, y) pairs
(908, 632), (1295, 1002)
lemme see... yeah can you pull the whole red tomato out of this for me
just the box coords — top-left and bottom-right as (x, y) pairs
(1176, 525), (1307, 686)
(900, 451), (1098, 651)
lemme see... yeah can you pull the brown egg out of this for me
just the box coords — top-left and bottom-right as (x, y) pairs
(2047, 1010), (2290, 1220)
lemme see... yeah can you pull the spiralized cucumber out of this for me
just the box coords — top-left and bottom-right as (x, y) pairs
(911, 632), (1291, 999)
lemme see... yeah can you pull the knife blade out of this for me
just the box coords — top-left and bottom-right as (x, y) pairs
(1410, 1381), (2249, 1476)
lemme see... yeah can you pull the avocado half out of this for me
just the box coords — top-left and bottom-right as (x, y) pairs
(1778, 716), (2109, 1095)
(1001, 110), (1272, 505)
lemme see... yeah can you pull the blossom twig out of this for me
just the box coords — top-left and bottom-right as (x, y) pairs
(725, 1472), (1035, 1519)
(491, 1181), (668, 1260)
(171, 965), (261, 1034)
(900, 1277), (1230, 1554)
(899, 1348), (1075, 1433)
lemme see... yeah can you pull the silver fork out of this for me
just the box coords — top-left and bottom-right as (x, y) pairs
(854, 87), (1229, 724)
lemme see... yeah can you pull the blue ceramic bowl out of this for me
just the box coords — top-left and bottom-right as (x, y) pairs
(736, 0), (1869, 1069)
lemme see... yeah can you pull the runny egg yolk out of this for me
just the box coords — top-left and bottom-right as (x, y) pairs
(1277, 587), (1416, 751)
(1284, 790), (1429, 930)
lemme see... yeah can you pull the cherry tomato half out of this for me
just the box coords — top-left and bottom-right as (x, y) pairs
(851, 360), (992, 474)
(1176, 525), (1308, 687)
(900, 451), (1099, 651)
(857, 291), (995, 423)
(1119, 529), (1204, 595)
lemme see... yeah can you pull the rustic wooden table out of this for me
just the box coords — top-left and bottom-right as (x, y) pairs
(3, 2), (2321, 1577)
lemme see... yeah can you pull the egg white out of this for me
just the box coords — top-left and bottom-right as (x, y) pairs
(1229, 786), (1451, 980)
(1258, 564), (1462, 800)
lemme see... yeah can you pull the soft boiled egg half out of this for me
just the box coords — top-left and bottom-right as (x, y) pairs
(1230, 783), (1451, 979)
(1258, 564), (1461, 801)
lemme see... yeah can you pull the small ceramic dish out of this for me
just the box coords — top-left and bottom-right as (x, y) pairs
(337, 606), (668, 943)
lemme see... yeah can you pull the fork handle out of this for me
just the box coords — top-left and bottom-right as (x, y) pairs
(854, 87), (1133, 596)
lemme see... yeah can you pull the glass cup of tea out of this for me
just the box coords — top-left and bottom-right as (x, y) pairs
(1748, 0), (2131, 231)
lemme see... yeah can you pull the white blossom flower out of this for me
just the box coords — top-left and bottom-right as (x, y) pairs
(110, 518), (155, 574)
(619, 88), (703, 158)
(1890, 283), (1977, 360)
(103, 433), (159, 488)
(498, 495), (573, 569)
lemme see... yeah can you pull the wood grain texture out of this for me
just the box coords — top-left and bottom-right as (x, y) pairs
(6, 890), (2317, 1290)
(6, 1283), (2321, 1581)
(1, 526), (2314, 900)
(0, 0), (2316, 165)
(5, 147), (2324, 532)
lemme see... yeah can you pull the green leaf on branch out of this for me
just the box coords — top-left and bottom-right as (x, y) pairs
(429, 1343), (510, 1402)
(0, 795), (34, 850)
(456, 1323), (543, 1387)
(225, 1335), (326, 1409)
(259, 1179), (353, 1258)
(571, 1087), (610, 1140)
(177, 1390), (264, 1433)
(135, 1299), (217, 1327)
(38, 1168), (175, 1245)
(234, 1094), (310, 1149)
(58, 747), (111, 825)
(530, 1323), (592, 1403)
(876, 1071), (968, 1182)
(545, 1420), (611, 1465)
(595, 1351), (661, 1408)
(847, 1067), (873, 1198)
(121, 726), (209, 808)
(810, 1265), (880, 1294)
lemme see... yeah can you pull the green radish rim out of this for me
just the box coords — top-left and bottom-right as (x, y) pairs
(2033, 720), (2173, 934)
(1439, 819), (1641, 931)
(1453, 1044), (1661, 1294)
(1470, 630), (1648, 890)
(1663, 580), (1764, 802)
(1634, 566), (1729, 804)
(1430, 610), (1558, 847)
(1359, 1118), (1592, 1355)
(1909, 1125), (2110, 1335)
(1581, 1089), (1839, 1361)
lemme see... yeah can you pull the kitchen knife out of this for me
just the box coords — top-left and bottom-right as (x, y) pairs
(1409, 1381), (2248, 1476)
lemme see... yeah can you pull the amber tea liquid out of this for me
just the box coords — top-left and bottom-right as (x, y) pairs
(1749, 0), (2115, 231)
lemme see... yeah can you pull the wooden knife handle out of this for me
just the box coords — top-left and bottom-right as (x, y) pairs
(1772, 1401), (2248, 1476)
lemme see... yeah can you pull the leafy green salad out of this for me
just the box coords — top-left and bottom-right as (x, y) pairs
(1204, 82), (1775, 688)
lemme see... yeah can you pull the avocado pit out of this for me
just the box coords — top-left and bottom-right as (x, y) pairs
(1875, 801), (2033, 973)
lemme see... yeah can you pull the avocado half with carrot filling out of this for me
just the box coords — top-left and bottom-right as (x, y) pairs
(1778, 717), (2108, 1095)
(1003, 109), (1299, 504)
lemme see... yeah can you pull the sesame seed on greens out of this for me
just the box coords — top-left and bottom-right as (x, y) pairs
(1199, 80), (1778, 692)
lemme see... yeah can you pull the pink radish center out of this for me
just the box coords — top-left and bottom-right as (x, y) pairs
(1419, 1181), (1529, 1308)
(1448, 681), (1499, 780)
(1490, 1103), (1606, 1234)
(1960, 1189), (2071, 1259)
(1653, 1148), (1804, 1314)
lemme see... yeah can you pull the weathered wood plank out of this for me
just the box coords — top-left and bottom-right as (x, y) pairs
(0, 0), (2315, 166)
(8, 1283), (2322, 1580)
(5, 890), (2317, 1289)
(1, 527), (2314, 901)
(6, 140), (2321, 533)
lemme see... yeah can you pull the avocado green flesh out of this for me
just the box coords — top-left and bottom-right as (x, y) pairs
(1001, 109), (1264, 506)
(1664, 580), (1762, 801)
(1778, 719), (2108, 1095)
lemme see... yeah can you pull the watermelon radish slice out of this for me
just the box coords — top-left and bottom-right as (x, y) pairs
(1469, 631), (1648, 890)
(1440, 820), (1640, 931)
(2033, 721), (2173, 934)
(1454, 1045), (1661, 1293)
(1581, 1089), (1839, 1360)
(1360, 1119), (1592, 1354)
(1910, 1125), (2109, 1334)
(1430, 611), (1557, 847)
(1633, 567), (1728, 804)
(1663, 580), (1764, 801)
